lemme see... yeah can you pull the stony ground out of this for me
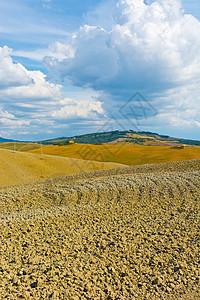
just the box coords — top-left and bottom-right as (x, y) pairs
(0, 160), (200, 299)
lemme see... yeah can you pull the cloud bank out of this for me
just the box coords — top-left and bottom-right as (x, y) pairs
(44, 0), (200, 94)
(0, 46), (33, 89)
(1, 0), (200, 140)
(43, 0), (200, 139)
(0, 46), (104, 139)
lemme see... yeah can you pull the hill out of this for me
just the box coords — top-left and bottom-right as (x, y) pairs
(0, 142), (41, 152)
(41, 130), (200, 146)
(0, 137), (17, 143)
(0, 148), (124, 187)
(28, 143), (200, 166)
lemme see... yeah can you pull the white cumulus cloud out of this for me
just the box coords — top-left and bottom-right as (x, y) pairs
(0, 46), (62, 102)
(0, 45), (105, 139)
(43, 0), (200, 139)
(52, 97), (105, 119)
(44, 0), (200, 94)
(13, 42), (74, 62)
(0, 70), (62, 102)
(1, 1), (200, 140)
(0, 46), (33, 89)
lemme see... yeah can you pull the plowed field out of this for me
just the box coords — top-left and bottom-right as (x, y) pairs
(0, 160), (199, 299)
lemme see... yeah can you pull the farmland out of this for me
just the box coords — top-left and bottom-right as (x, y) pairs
(28, 143), (200, 166)
(0, 159), (199, 299)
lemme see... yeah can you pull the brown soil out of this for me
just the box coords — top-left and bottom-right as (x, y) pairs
(0, 160), (199, 299)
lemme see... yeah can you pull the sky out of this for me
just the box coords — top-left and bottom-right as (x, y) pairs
(0, 0), (200, 141)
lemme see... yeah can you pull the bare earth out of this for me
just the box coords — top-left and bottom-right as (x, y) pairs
(0, 160), (199, 299)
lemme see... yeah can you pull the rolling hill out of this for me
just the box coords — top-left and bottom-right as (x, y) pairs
(28, 143), (200, 166)
(0, 148), (124, 187)
(41, 130), (200, 146)
(0, 137), (17, 143)
(1, 130), (200, 147)
(0, 142), (40, 152)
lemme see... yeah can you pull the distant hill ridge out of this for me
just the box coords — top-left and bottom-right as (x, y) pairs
(41, 130), (200, 146)
(0, 137), (29, 143)
(0, 137), (16, 143)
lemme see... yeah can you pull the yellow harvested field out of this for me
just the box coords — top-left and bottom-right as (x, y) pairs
(0, 148), (125, 187)
(0, 160), (199, 299)
(0, 142), (41, 152)
(28, 143), (200, 165)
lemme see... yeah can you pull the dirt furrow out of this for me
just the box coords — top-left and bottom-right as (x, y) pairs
(0, 160), (199, 299)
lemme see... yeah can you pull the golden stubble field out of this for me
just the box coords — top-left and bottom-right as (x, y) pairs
(0, 160), (199, 299)
(28, 143), (200, 166)
(0, 148), (125, 187)
(1, 142), (200, 166)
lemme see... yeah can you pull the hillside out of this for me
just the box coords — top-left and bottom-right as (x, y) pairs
(41, 130), (200, 146)
(0, 142), (40, 152)
(28, 143), (200, 166)
(0, 148), (124, 187)
(0, 137), (17, 143)
(0, 160), (199, 299)
(1, 130), (200, 147)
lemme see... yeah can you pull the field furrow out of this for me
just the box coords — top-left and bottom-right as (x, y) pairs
(0, 160), (199, 299)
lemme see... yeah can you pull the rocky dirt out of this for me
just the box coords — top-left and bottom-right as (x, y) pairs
(0, 160), (199, 299)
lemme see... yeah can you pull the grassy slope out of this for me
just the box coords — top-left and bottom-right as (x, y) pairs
(28, 143), (200, 165)
(0, 148), (124, 187)
(0, 142), (41, 152)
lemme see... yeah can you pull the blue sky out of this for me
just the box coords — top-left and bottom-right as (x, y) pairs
(0, 0), (200, 141)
